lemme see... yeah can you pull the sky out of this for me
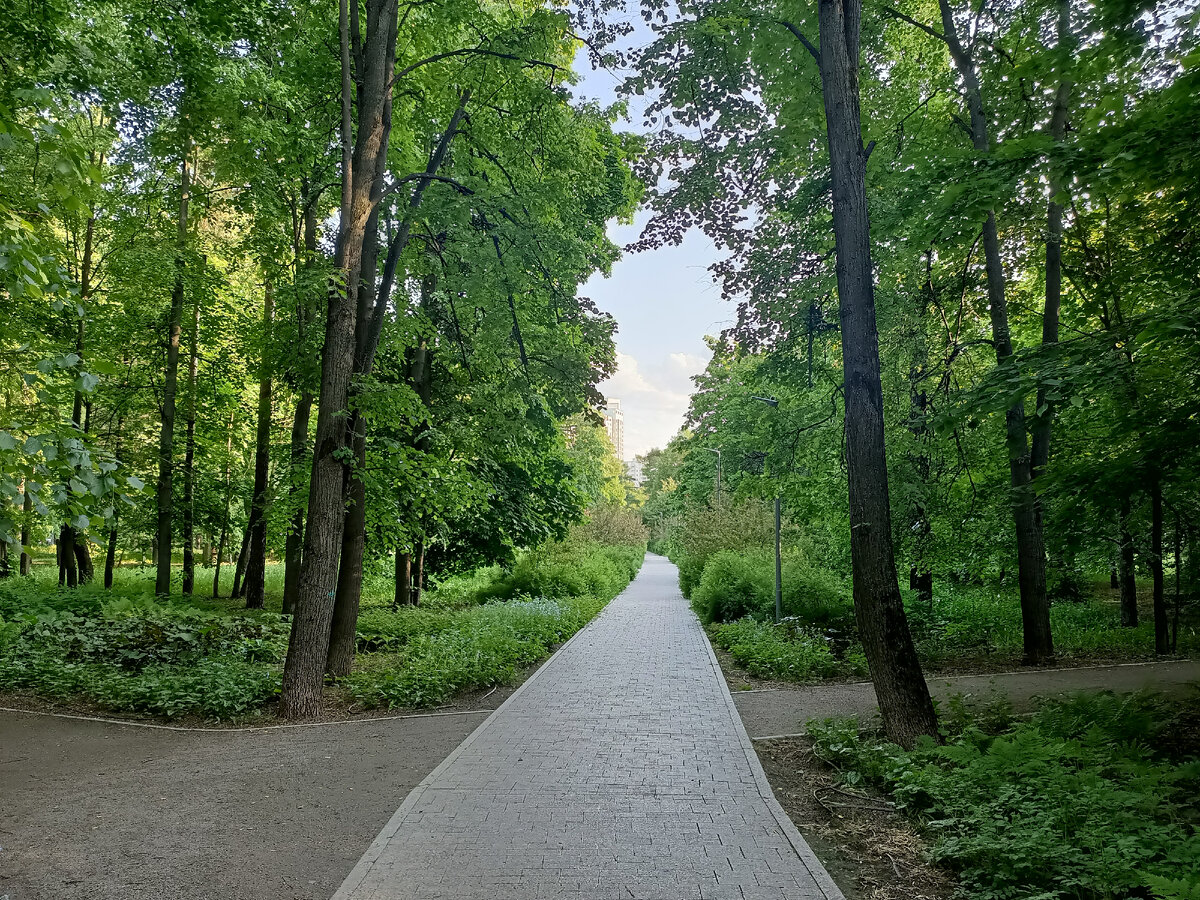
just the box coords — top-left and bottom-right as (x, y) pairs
(569, 41), (731, 460)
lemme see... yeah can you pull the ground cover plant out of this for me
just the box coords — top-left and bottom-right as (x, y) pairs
(682, 543), (1197, 684)
(807, 692), (1200, 900)
(0, 539), (645, 719)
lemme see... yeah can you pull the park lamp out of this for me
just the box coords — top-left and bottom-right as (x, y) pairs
(750, 396), (779, 408)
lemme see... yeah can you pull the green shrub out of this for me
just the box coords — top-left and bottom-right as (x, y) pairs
(709, 617), (839, 681)
(809, 692), (1200, 900)
(691, 549), (852, 627)
(691, 550), (771, 623)
(348, 597), (582, 709)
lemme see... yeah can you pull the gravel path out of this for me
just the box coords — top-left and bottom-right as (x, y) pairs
(335, 554), (843, 900)
(733, 659), (1200, 739)
(0, 708), (487, 900)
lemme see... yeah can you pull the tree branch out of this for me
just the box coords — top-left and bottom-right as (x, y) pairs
(882, 7), (947, 43)
(777, 19), (820, 63)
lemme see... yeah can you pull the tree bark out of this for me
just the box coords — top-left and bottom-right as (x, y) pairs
(245, 280), (275, 609)
(412, 537), (425, 606)
(1150, 476), (1169, 654)
(182, 294), (201, 595)
(231, 525), (251, 599)
(938, 0), (1053, 665)
(73, 537), (94, 584)
(156, 145), (190, 596)
(104, 522), (118, 588)
(283, 192), (319, 616)
(1118, 498), (1138, 627)
(812, 0), (939, 748)
(213, 409), (236, 598)
(394, 549), (411, 608)
(281, 0), (399, 718)
(1030, 0), (1073, 479)
(59, 525), (78, 587)
(20, 488), (31, 575)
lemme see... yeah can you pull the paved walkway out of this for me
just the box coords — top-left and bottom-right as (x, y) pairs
(734, 660), (1200, 739)
(335, 554), (842, 900)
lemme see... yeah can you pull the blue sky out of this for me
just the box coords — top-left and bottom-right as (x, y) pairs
(570, 43), (731, 459)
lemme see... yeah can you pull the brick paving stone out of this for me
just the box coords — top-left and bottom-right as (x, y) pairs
(333, 554), (844, 900)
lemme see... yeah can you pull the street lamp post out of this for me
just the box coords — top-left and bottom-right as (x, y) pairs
(752, 397), (783, 624)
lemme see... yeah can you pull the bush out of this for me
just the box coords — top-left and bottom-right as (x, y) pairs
(709, 617), (839, 681)
(346, 542), (644, 710)
(691, 549), (853, 627)
(809, 692), (1200, 900)
(348, 595), (597, 709)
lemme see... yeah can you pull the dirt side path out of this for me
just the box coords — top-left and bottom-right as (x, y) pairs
(0, 710), (487, 900)
(731, 659), (1200, 738)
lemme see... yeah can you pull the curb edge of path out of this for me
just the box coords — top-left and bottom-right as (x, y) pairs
(695, 604), (848, 900)
(330, 560), (646, 900)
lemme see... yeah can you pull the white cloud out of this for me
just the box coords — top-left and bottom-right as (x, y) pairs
(600, 350), (709, 457)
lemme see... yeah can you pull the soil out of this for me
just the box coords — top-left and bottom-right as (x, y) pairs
(0, 706), (486, 900)
(756, 737), (953, 900)
(717, 651), (1200, 739)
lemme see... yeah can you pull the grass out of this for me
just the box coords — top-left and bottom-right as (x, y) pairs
(807, 691), (1200, 900)
(0, 539), (646, 720)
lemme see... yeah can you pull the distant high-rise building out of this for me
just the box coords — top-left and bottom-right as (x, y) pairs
(601, 399), (624, 460)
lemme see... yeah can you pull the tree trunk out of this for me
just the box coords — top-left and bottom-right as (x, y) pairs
(245, 280), (275, 609)
(394, 549), (411, 608)
(1118, 498), (1139, 627)
(104, 522), (118, 589)
(73, 536), (94, 584)
(1150, 476), (1169, 654)
(1172, 514), (1182, 653)
(156, 145), (190, 596)
(813, 0), (938, 748)
(282, 391), (312, 616)
(281, 0), (399, 718)
(327, 419), (367, 677)
(20, 488), (31, 575)
(213, 409), (235, 598)
(232, 526), (251, 599)
(413, 538), (425, 606)
(1030, 0), (1073, 480)
(182, 294), (201, 595)
(283, 189), (319, 617)
(59, 525), (78, 587)
(938, 0), (1053, 665)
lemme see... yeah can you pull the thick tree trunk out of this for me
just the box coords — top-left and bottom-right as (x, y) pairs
(182, 296), (201, 595)
(327, 420), (367, 676)
(245, 281), (275, 609)
(814, 0), (938, 748)
(59, 525), (78, 587)
(156, 147), (190, 596)
(1118, 499), (1139, 626)
(394, 549), (412, 608)
(281, 0), (399, 718)
(73, 537), (94, 584)
(939, 0), (1053, 665)
(1150, 476), (1169, 653)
